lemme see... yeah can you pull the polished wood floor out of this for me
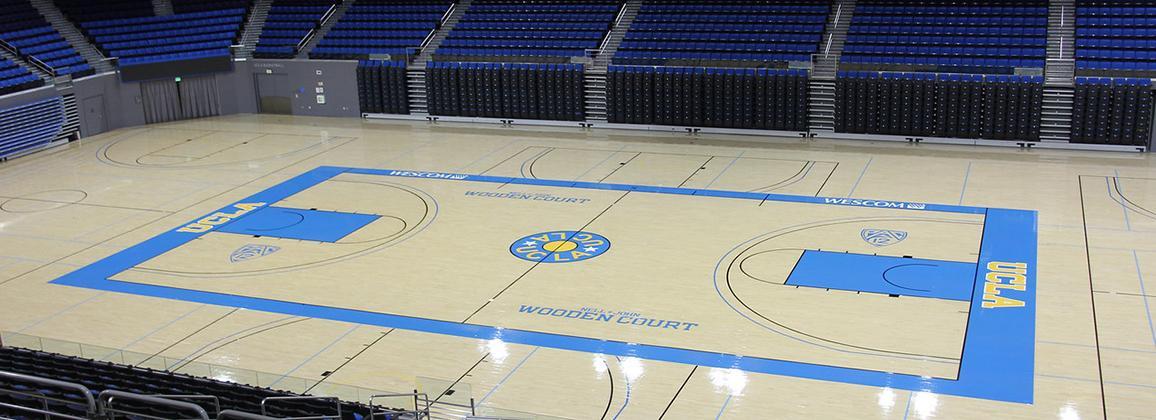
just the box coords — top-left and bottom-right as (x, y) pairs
(1, 114), (1154, 419)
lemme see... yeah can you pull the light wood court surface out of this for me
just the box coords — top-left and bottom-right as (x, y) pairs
(0, 114), (1154, 419)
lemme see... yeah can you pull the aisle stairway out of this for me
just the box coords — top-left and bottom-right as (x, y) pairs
(808, 0), (855, 132)
(28, 0), (114, 73)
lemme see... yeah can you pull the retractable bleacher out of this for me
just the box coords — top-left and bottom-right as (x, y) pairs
(0, 0), (93, 78)
(0, 346), (402, 419)
(0, 57), (42, 96)
(434, 0), (619, 63)
(842, 0), (1047, 75)
(833, 1), (1049, 142)
(309, 0), (453, 60)
(603, 0), (822, 131)
(254, 0), (337, 58)
(614, 0), (827, 67)
(78, 7), (247, 67)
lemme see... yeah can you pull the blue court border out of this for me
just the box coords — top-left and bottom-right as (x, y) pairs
(50, 166), (1037, 403)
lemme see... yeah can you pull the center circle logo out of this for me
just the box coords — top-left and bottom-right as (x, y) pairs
(510, 231), (610, 263)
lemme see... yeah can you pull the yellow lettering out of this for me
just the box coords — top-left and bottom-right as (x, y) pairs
(987, 261), (1027, 275)
(985, 271), (1027, 285)
(982, 294), (1026, 309)
(176, 224), (211, 233)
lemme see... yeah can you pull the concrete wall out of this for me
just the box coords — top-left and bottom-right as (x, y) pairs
(246, 59), (361, 117)
(3, 58), (361, 141)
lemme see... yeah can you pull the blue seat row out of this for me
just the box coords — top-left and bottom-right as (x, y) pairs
(87, 16), (243, 36)
(843, 54), (1045, 69)
(451, 30), (605, 40)
(1075, 76), (1152, 86)
(838, 70), (1043, 83)
(1077, 60), (1156, 71)
(103, 32), (235, 50)
(435, 47), (586, 57)
(848, 35), (1046, 47)
(1077, 17), (1156, 26)
(620, 41), (817, 53)
(442, 39), (599, 49)
(856, 6), (1047, 16)
(639, 5), (828, 14)
(625, 32), (821, 43)
(469, 6), (618, 13)
(854, 16), (1045, 26)
(455, 22), (610, 30)
(614, 50), (812, 63)
(635, 15), (827, 24)
(845, 45), (1045, 58)
(1080, 7), (1156, 16)
(610, 64), (807, 78)
(635, 22), (826, 34)
(850, 25), (1047, 36)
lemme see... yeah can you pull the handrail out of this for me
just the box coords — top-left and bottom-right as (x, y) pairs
(0, 370), (98, 418)
(219, 409), (280, 420)
(99, 390), (210, 420)
(0, 40), (57, 77)
(153, 394), (222, 416)
(261, 395), (342, 419)
(824, 3), (843, 58)
(416, 2), (457, 58)
(297, 2), (340, 52)
(370, 392), (430, 416)
(597, 2), (630, 53)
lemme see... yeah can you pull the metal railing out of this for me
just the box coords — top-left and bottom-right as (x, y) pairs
(824, 3), (843, 58)
(99, 390), (210, 420)
(0, 370), (97, 420)
(596, 2), (631, 53)
(218, 409), (280, 420)
(261, 396), (342, 419)
(370, 392), (431, 419)
(296, 2), (340, 54)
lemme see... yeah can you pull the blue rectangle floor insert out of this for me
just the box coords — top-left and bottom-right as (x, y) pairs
(218, 206), (380, 243)
(787, 250), (976, 301)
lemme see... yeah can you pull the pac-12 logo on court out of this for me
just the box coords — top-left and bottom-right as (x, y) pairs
(510, 231), (610, 263)
(230, 244), (281, 263)
(861, 229), (908, 247)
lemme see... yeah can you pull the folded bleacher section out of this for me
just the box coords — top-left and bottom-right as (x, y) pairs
(1075, 0), (1156, 76)
(607, 66), (808, 131)
(254, 0), (336, 58)
(426, 61), (585, 120)
(0, 0), (93, 78)
(310, 0), (453, 60)
(0, 57), (42, 96)
(614, 0), (828, 67)
(842, 1), (1048, 75)
(0, 96), (64, 160)
(358, 59), (409, 114)
(79, 7), (247, 67)
(836, 72), (1044, 141)
(1072, 77), (1153, 146)
(0, 346), (394, 419)
(54, 0), (154, 23)
(433, 0), (620, 63)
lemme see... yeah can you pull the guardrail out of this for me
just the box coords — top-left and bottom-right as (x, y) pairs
(0, 370), (97, 420)
(99, 390), (211, 420)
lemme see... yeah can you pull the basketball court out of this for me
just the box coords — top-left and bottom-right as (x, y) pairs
(0, 114), (1152, 419)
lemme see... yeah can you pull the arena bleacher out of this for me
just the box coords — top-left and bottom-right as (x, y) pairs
(0, 345), (411, 419)
(1075, 0), (1156, 75)
(254, 0), (336, 58)
(434, 0), (619, 62)
(842, 0), (1048, 74)
(80, 7), (247, 67)
(0, 0), (92, 78)
(0, 0), (1151, 167)
(615, 0), (828, 67)
(309, 0), (452, 60)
